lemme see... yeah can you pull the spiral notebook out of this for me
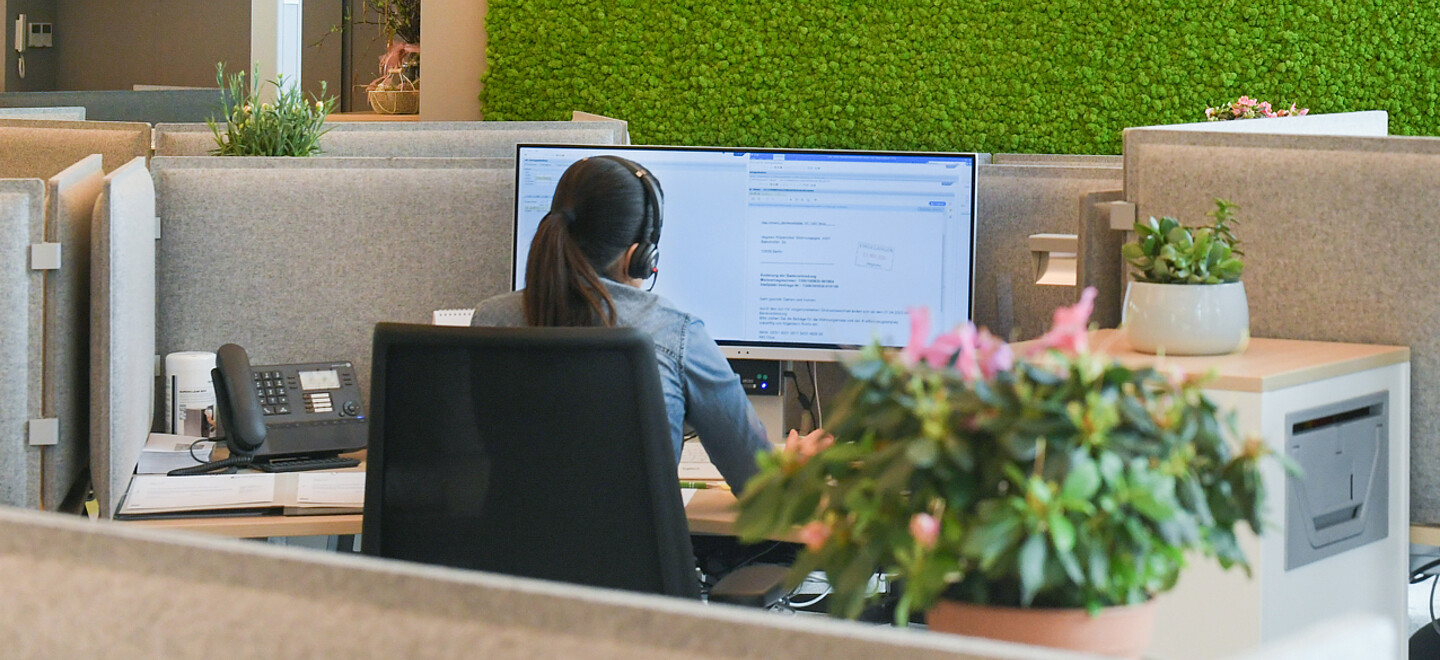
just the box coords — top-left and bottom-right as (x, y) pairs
(432, 308), (476, 326)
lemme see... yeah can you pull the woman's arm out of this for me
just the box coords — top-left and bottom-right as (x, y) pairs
(680, 319), (772, 494)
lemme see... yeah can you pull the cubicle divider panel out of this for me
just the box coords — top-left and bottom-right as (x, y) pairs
(91, 158), (157, 518)
(43, 156), (105, 511)
(991, 153), (1123, 167)
(0, 107), (86, 120)
(0, 89), (223, 123)
(1123, 128), (1440, 523)
(0, 180), (46, 509)
(153, 120), (630, 157)
(975, 163), (1123, 341)
(153, 157), (515, 403)
(0, 120), (151, 179)
(0, 506), (1094, 660)
(1077, 190), (1126, 330)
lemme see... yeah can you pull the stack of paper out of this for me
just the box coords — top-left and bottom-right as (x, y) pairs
(136, 433), (215, 474)
(116, 471), (366, 518)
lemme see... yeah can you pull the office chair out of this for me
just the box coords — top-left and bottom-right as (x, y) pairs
(363, 323), (785, 603)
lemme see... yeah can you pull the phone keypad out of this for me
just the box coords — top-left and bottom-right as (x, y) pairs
(252, 370), (293, 416)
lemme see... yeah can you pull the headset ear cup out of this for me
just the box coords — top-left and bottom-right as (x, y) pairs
(627, 242), (658, 280)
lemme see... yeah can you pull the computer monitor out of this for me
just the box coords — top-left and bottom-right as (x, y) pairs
(514, 145), (978, 361)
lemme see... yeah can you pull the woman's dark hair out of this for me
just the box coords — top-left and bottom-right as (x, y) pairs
(522, 156), (650, 327)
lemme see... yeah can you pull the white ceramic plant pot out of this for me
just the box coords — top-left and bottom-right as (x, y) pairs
(1122, 281), (1249, 356)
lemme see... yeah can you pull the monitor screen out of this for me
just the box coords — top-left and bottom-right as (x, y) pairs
(514, 145), (978, 360)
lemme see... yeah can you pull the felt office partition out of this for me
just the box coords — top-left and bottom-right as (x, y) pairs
(90, 158), (156, 518)
(0, 106), (86, 120)
(1123, 128), (1440, 524)
(0, 180), (45, 509)
(1076, 190), (1126, 330)
(974, 163), (1122, 341)
(0, 89), (223, 123)
(152, 157), (515, 403)
(152, 119), (630, 157)
(991, 154), (1123, 167)
(0, 507), (1093, 660)
(0, 119), (151, 179)
(42, 155), (104, 511)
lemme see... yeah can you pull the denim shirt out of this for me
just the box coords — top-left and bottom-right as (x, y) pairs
(471, 280), (771, 493)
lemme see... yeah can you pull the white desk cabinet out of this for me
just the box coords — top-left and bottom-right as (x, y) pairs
(1080, 331), (1408, 659)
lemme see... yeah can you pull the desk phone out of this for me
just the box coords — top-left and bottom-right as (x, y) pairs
(249, 361), (368, 458)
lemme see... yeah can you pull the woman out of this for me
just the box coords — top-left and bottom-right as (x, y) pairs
(473, 155), (821, 493)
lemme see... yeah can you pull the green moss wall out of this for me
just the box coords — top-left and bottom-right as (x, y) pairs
(481, 1), (1440, 154)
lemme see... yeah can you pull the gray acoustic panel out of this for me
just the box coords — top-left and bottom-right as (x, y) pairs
(0, 119), (151, 179)
(0, 180), (45, 508)
(1122, 128), (1440, 524)
(0, 107), (86, 120)
(153, 157), (515, 403)
(90, 158), (156, 518)
(0, 89), (224, 123)
(0, 507), (1090, 660)
(991, 153), (1123, 167)
(43, 155), (104, 511)
(974, 163), (1123, 341)
(1077, 190), (1126, 329)
(153, 120), (630, 157)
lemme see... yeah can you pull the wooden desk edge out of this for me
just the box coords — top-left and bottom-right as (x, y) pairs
(1412, 524), (1440, 547)
(119, 488), (799, 543)
(124, 513), (363, 538)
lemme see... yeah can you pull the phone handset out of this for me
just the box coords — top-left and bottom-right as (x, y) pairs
(213, 343), (267, 454)
(169, 344), (267, 475)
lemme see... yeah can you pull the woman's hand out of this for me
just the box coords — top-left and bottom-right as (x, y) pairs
(784, 428), (834, 460)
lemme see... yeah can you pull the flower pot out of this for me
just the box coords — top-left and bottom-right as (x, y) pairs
(926, 599), (1156, 658)
(1122, 281), (1248, 355)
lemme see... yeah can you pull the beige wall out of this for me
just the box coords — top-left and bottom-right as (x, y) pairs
(418, 0), (485, 120)
(54, 0), (249, 90)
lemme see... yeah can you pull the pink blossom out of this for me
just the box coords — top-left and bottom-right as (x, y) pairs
(1237, 95), (1256, 107)
(976, 329), (1014, 378)
(900, 307), (931, 366)
(910, 513), (940, 549)
(924, 323), (972, 369)
(799, 521), (832, 551)
(1297, 107), (1309, 116)
(1027, 287), (1098, 357)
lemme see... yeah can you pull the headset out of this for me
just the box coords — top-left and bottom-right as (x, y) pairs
(592, 155), (664, 282)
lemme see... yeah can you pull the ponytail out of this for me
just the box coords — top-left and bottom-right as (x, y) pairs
(522, 211), (618, 327)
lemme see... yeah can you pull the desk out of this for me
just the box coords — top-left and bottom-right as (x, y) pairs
(122, 483), (769, 541)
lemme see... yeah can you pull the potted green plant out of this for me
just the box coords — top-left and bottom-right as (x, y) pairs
(734, 290), (1271, 657)
(1120, 198), (1248, 355)
(208, 63), (336, 157)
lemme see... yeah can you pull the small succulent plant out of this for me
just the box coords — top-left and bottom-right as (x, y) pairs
(1122, 198), (1243, 284)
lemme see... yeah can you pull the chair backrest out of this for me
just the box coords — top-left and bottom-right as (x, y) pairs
(363, 323), (699, 599)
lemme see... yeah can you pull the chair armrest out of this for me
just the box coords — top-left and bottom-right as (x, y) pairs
(708, 564), (791, 608)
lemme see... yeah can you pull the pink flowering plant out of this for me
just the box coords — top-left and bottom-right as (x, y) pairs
(735, 289), (1270, 624)
(1205, 95), (1308, 121)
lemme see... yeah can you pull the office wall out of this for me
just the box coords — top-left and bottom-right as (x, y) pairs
(3, 0), (57, 92)
(54, 0), (248, 91)
(482, 1), (1440, 153)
